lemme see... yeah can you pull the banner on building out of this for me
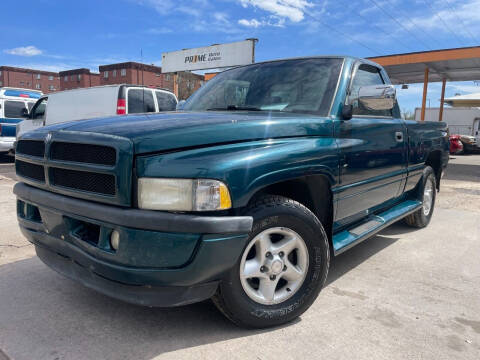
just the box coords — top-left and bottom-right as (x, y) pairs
(161, 39), (257, 73)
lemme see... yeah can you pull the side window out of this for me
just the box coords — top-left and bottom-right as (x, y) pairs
(127, 89), (156, 114)
(4, 101), (27, 118)
(349, 64), (391, 117)
(155, 91), (177, 111)
(31, 98), (48, 120)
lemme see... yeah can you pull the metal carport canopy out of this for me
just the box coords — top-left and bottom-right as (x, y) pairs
(368, 46), (480, 84)
(367, 46), (480, 121)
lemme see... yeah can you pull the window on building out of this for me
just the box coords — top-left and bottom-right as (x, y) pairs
(121, 69), (126, 76)
(0, 81), (3, 87)
(156, 73), (161, 77)
(64, 76), (68, 81)
(35, 84), (41, 89)
(36, 74), (41, 80)
(27, 82), (30, 86)
(4, 101), (27, 118)
(77, 74), (82, 81)
(104, 71), (109, 78)
(165, 74), (171, 81)
(127, 89), (155, 114)
(0, 70), (2, 76)
(20, 81), (24, 86)
(49, 85), (55, 91)
(113, 70), (117, 77)
(71, 75), (75, 81)
(155, 91), (177, 111)
(49, 75), (54, 81)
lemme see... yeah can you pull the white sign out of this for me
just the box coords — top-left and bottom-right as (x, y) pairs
(161, 40), (256, 73)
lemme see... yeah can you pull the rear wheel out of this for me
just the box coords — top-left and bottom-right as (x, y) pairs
(212, 195), (330, 328)
(405, 166), (436, 228)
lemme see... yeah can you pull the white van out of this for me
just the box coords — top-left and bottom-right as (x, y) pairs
(17, 84), (177, 138)
(0, 87), (42, 153)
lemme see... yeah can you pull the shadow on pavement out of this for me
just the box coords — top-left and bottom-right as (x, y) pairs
(444, 163), (480, 182)
(0, 154), (14, 164)
(0, 222), (405, 359)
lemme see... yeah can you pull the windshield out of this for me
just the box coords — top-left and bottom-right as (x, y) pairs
(184, 58), (343, 116)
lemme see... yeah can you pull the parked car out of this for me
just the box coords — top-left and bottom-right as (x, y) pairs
(0, 87), (42, 154)
(449, 134), (464, 154)
(459, 134), (478, 153)
(14, 56), (449, 328)
(16, 85), (178, 138)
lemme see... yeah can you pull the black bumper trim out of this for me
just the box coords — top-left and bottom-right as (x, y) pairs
(14, 182), (253, 234)
(36, 245), (219, 307)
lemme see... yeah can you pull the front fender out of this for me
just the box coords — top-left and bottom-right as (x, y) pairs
(135, 137), (339, 208)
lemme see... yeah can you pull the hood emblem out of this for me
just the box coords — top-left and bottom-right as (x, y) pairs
(45, 133), (52, 144)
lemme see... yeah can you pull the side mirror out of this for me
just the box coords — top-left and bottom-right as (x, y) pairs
(21, 108), (30, 118)
(358, 85), (396, 111)
(342, 104), (353, 120)
(176, 100), (186, 110)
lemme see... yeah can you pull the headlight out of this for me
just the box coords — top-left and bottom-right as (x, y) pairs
(137, 178), (232, 211)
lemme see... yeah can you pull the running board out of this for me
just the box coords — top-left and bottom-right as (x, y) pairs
(332, 200), (422, 255)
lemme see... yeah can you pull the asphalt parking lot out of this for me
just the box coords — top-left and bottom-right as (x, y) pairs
(0, 154), (479, 360)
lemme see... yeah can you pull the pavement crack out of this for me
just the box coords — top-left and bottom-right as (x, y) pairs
(0, 244), (32, 249)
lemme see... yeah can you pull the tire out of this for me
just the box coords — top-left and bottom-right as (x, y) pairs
(404, 166), (436, 228)
(212, 195), (330, 328)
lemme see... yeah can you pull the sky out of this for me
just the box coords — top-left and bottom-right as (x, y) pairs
(1, 0), (480, 113)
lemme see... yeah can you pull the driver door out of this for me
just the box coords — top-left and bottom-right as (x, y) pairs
(334, 63), (407, 227)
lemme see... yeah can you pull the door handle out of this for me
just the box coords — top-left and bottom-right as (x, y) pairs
(395, 131), (404, 142)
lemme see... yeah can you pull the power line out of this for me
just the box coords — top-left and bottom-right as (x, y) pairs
(308, 14), (381, 56)
(420, 0), (466, 45)
(367, 0), (433, 50)
(337, 0), (415, 53)
(386, 3), (445, 49)
(443, 0), (479, 44)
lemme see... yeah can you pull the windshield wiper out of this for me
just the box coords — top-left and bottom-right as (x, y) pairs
(206, 105), (262, 111)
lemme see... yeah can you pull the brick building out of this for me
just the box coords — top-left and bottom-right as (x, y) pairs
(98, 61), (204, 100)
(99, 62), (173, 89)
(59, 68), (100, 91)
(176, 72), (204, 100)
(0, 66), (60, 93)
(1, 61), (205, 99)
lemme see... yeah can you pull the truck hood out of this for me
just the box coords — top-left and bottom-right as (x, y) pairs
(43, 111), (332, 154)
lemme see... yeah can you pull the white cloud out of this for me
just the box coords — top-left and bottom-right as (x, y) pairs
(404, 0), (480, 40)
(4, 45), (42, 57)
(239, 0), (313, 22)
(239, 18), (263, 28)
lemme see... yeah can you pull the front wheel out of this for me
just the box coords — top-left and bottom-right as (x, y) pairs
(212, 195), (330, 328)
(405, 166), (437, 228)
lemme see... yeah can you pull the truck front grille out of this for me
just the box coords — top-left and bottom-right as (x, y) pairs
(16, 140), (45, 158)
(50, 142), (117, 166)
(51, 168), (116, 196)
(15, 160), (45, 183)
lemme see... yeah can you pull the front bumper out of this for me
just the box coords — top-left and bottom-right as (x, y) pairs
(0, 136), (15, 152)
(15, 182), (252, 307)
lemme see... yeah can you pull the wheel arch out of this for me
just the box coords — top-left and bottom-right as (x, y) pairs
(425, 150), (443, 191)
(245, 174), (334, 248)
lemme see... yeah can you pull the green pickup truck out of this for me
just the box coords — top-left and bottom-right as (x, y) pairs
(14, 56), (449, 328)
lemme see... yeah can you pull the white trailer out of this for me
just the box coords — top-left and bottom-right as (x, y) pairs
(414, 107), (480, 142)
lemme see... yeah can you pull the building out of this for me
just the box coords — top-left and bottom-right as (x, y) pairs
(99, 62), (173, 89)
(98, 61), (204, 100)
(176, 72), (204, 100)
(0, 66), (60, 93)
(59, 68), (100, 91)
(1, 61), (205, 99)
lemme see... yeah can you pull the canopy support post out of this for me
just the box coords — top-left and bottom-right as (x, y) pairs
(421, 68), (429, 121)
(439, 78), (447, 122)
